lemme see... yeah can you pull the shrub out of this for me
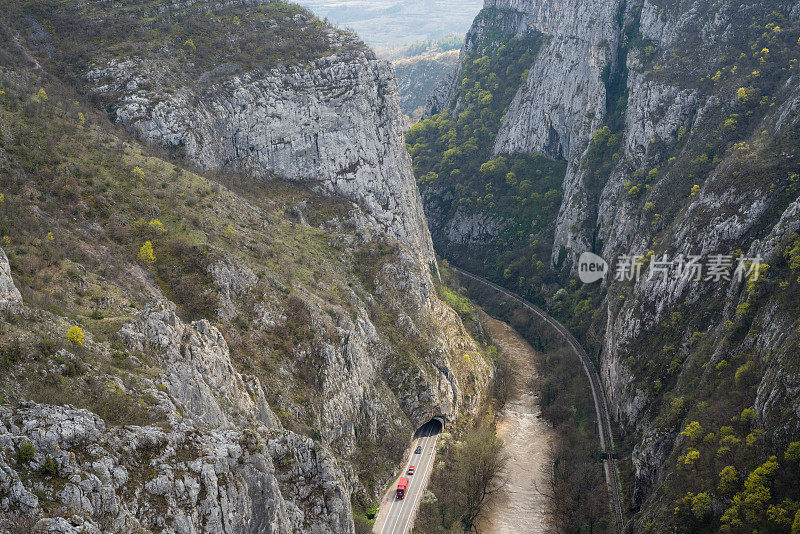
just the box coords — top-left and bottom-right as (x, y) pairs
(692, 492), (712, 518)
(735, 361), (755, 386)
(138, 241), (156, 264)
(785, 441), (800, 466)
(740, 408), (756, 424)
(39, 455), (59, 477)
(783, 236), (800, 281)
(679, 449), (700, 469)
(148, 219), (166, 234)
(66, 325), (85, 346)
(737, 86), (759, 105)
(16, 441), (35, 464)
(0, 341), (22, 370)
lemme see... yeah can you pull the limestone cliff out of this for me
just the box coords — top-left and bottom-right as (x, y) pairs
(419, 0), (800, 529)
(83, 35), (433, 270)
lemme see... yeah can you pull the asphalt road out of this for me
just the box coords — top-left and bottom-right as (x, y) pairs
(452, 266), (625, 533)
(378, 421), (441, 534)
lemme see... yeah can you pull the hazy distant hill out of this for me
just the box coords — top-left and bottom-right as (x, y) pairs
(295, 0), (482, 52)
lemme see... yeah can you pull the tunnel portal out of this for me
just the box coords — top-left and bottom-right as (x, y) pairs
(414, 417), (444, 439)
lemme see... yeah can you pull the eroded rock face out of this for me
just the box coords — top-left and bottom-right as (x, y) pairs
(0, 248), (22, 309)
(86, 52), (435, 268)
(489, 0), (621, 162)
(0, 8), (500, 532)
(443, 209), (505, 246)
(394, 49), (460, 120)
(118, 300), (280, 430)
(0, 403), (353, 534)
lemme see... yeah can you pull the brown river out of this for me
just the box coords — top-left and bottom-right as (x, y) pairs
(477, 314), (555, 534)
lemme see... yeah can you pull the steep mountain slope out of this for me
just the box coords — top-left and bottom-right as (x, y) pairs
(0, 2), (492, 532)
(394, 49), (460, 123)
(413, 0), (800, 531)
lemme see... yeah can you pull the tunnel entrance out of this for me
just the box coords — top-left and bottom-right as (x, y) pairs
(414, 418), (444, 439)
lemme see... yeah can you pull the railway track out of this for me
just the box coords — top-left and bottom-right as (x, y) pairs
(451, 266), (625, 533)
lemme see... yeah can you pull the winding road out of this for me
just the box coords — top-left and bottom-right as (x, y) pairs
(451, 266), (625, 534)
(375, 421), (441, 534)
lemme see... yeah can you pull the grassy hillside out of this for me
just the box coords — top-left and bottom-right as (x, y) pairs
(3, 0), (362, 80)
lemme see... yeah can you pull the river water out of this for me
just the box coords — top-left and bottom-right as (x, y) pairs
(477, 314), (555, 534)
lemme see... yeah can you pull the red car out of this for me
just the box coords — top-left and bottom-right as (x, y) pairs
(407, 466), (415, 475)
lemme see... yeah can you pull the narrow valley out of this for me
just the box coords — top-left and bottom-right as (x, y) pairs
(1, 0), (800, 533)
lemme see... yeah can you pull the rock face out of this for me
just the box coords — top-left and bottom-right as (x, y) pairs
(69, 0), (490, 455)
(394, 49), (460, 121)
(118, 300), (280, 430)
(426, 0), (800, 528)
(0, 248), (22, 309)
(489, 0), (619, 162)
(0, 4), (495, 532)
(86, 51), (435, 267)
(0, 300), (354, 533)
(0, 402), (353, 534)
(443, 209), (505, 246)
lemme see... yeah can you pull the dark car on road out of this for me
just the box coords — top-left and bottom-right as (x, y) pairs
(414, 446), (422, 454)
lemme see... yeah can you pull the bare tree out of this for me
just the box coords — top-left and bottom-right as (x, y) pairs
(456, 428), (508, 532)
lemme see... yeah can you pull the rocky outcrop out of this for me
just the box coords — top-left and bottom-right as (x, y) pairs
(631, 428), (676, 507)
(443, 209), (505, 246)
(86, 51), (435, 267)
(490, 0), (620, 161)
(427, 0), (800, 527)
(426, 1), (545, 116)
(394, 49), (460, 120)
(207, 258), (258, 322)
(1, 4), (495, 532)
(0, 248), (22, 309)
(0, 402), (353, 534)
(118, 300), (279, 430)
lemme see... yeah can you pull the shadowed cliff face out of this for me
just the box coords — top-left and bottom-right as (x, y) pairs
(417, 0), (800, 529)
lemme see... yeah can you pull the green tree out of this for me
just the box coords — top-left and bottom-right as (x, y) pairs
(718, 465), (739, 495)
(722, 456), (780, 529)
(692, 492), (712, 519)
(681, 421), (703, 442)
(786, 441), (800, 466)
(16, 441), (35, 464)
